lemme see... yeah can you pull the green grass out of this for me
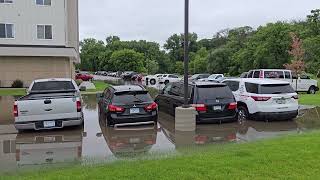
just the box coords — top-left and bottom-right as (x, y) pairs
(83, 81), (109, 93)
(0, 88), (26, 96)
(3, 131), (320, 179)
(299, 92), (320, 106)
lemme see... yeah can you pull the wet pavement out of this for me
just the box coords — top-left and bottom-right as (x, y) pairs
(0, 93), (320, 173)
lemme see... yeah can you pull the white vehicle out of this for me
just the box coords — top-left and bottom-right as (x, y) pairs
(144, 74), (164, 85)
(158, 74), (181, 84)
(247, 69), (319, 94)
(14, 78), (83, 131)
(223, 78), (299, 121)
(198, 74), (225, 82)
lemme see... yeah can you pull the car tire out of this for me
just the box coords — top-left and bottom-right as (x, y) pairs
(308, 86), (316, 94)
(238, 106), (249, 121)
(150, 79), (156, 85)
(164, 80), (169, 85)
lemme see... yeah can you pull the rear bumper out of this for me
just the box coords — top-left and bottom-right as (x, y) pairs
(251, 110), (298, 120)
(196, 114), (237, 123)
(15, 117), (83, 131)
(109, 112), (158, 125)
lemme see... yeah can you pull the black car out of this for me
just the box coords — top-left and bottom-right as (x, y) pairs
(155, 81), (237, 123)
(122, 71), (138, 80)
(98, 85), (158, 127)
(189, 74), (210, 81)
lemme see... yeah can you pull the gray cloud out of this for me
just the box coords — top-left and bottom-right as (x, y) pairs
(79, 0), (320, 44)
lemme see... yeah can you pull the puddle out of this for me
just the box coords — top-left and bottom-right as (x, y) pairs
(0, 94), (319, 173)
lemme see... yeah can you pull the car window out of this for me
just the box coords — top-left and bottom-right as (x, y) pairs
(247, 71), (254, 78)
(31, 81), (75, 92)
(169, 75), (178, 78)
(112, 92), (153, 104)
(264, 71), (284, 79)
(179, 85), (192, 98)
(285, 71), (291, 79)
(253, 71), (260, 78)
(163, 83), (173, 95)
(195, 85), (234, 103)
(245, 83), (259, 94)
(259, 84), (295, 94)
(163, 75), (168, 77)
(104, 89), (112, 99)
(300, 74), (310, 79)
(169, 83), (181, 96)
(224, 81), (240, 91)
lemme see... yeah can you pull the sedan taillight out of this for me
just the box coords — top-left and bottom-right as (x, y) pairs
(192, 104), (207, 112)
(228, 102), (237, 110)
(145, 102), (158, 112)
(13, 103), (18, 117)
(108, 105), (125, 112)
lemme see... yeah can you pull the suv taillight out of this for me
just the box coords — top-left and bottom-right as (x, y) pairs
(251, 96), (271, 101)
(108, 105), (125, 112)
(292, 95), (299, 100)
(259, 70), (263, 78)
(228, 102), (237, 110)
(76, 100), (82, 112)
(13, 103), (18, 117)
(145, 102), (158, 112)
(192, 104), (207, 112)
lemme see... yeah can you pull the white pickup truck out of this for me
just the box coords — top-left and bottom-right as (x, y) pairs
(14, 79), (83, 131)
(247, 69), (319, 94)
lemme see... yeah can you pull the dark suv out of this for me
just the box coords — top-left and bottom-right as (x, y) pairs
(155, 82), (237, 123)
(98, 85), (158, 127)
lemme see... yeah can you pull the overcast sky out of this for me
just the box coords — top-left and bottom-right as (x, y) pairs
(79, 0), (320, 45)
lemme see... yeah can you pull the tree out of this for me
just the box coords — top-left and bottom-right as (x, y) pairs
(307, 9), (320, 36)
(284, 33), (306, 90)
(189, 48), (208, 74)
(79, 38), (105, 71)
(207, 47), (232, 74)
(106, 35), (120, 45)
(109, 49), (146, 72)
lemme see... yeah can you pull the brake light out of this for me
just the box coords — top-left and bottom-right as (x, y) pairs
(145, 102), (158, 112)
(292, 95), (299, 100)
(251, 96), (271, 101)
(13, 103), (18, 117)
(259, 70), (263, 78)
(192, 104), (207, 112)
(108, 105), (125, 112)
(228, 102), (237, 110)
(76, 100), (82, 112)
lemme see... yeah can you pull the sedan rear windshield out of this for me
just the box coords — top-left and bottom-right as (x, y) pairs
(195, 85), (234, 103)
(259, 84), (295, 94)
(31, 81), (75, 92)
(113, 91), (153, 104)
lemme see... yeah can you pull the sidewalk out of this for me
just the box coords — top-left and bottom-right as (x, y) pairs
(0, 125), (17, 134)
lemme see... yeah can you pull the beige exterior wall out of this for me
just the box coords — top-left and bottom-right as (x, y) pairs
(0, 56), (74, 87)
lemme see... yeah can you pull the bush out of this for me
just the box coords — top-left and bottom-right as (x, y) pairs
(11, 80), (24, 88)
(75, 79), (83, 86)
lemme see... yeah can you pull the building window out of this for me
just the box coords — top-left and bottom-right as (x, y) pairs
(36, 0), (51, 6)
(0, 23), (14, 38)
(0, 0), (13, 3)
(37, 25), (52, 39)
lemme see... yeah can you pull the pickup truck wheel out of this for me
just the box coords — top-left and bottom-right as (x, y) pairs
(308, 86), (316, 94)
(164, 80), (169, 85)
(238, 106), (249, 121)
(150, 79), (156, 85)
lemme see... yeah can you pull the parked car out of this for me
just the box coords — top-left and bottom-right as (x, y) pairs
(98, 85), (158, 127)
(240, 72), (248, 78)
(131, 74), (144, 81)
(75, 73), (93, 81)
(222, 78), (299, 121)
(199, 74), (225, 82)
(14, 79), (84, 131)
(155, 81), (238, 123)
(121, 71), (138, 80)
(189, 74), (210, 81)
(144, 74), (164, 85)
(158, 74), (181, 84)
(247, 69), (319, 94)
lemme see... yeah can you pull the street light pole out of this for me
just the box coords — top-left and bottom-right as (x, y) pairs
(183, 0), (189, 107)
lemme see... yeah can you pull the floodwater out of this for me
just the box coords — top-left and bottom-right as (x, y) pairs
(0, 93), (320, 173)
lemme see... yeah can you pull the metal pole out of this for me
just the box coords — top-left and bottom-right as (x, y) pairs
(183, 0), (189, 107)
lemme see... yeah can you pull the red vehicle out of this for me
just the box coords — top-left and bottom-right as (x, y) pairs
(75, 73), (93, 81)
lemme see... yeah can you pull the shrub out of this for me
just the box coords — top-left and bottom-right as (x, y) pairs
(75, 79), (83, 86)
(11, 80), (24, 88)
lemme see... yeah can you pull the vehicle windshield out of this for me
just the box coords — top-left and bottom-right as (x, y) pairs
(190, 74), (199, 79)
(259, 84), (295, 94)
(113, 91), (153, 104)
(195, 85), (234, 103)
(31, 81), (76, 92)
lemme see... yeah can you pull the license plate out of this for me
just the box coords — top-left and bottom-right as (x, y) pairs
(44, 136), (56, 143)
(213, 106), (222, 111)
(129, 138), (141, 143)
(43, 121), (55, 128)
(276, 99), (286, 104)
(130, 108), (140, 114)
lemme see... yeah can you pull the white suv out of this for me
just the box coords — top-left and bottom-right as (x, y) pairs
(223, 78), (299, 121)
(158, 74), (181, 84)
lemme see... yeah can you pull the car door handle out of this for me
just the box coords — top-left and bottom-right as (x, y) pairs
(44, 108), (53, 112)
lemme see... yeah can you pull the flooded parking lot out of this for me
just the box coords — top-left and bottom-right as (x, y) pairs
(0, 94), (320, 173)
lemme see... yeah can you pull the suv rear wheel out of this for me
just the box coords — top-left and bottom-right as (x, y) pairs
(308, 86), (316, 94)
(238, 106), (249, 121)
